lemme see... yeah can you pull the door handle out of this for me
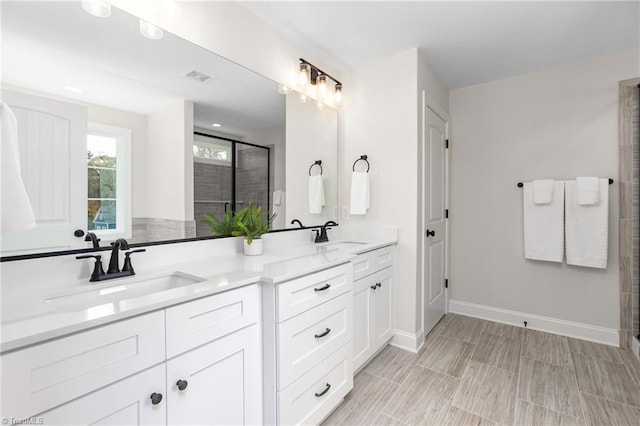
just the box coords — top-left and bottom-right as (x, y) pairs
(426, 229), (435, 237)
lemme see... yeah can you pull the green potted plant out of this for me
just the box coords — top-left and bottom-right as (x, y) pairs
(203, 210), (238, 237)
(232, 203), (276, 255)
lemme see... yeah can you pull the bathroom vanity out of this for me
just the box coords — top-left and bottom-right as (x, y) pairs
(0, 235), (396, 425)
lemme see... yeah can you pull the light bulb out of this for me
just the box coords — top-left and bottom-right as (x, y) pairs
(334, 84), (343, 105)
(139, 20), (164, 40)
(317, 75), (327, 96)
(82, 0), (111, 18)
(298, 64), (310, 88)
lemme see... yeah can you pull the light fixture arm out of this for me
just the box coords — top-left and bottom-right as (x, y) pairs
(299, 58), (342, 86)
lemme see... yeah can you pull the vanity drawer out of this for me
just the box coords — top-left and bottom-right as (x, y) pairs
(277, 291), (353, 390)
(352, 245), (393, 281)
(1, 311), (165, 419)
(165, 283), (260, 358)
(278, 343), (353, 426)
(276, 263), (352, 322)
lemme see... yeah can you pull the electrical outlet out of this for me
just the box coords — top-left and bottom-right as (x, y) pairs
(342, 206), (350, 220)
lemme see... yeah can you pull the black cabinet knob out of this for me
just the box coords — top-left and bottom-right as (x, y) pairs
(370, 285), (377, 290)
(176, 380), (188, 391)
(74, 229), (85, 237)
(150, 393), (163, 405)
(426, 229), (435, 237)
(376, 282), (382, 288)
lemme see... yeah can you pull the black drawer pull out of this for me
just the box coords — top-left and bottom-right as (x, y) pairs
(314, 328), (331, 338)
(176, 380), (188, 391)
(150, 393), (163, 405)
(376, 282), (382, 288)
(370, 285), (377, 290)
(314, 383), (331, 398)
(314, 283), (331, 292)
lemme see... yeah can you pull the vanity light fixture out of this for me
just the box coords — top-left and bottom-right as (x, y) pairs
(82, 0), (111, 18)
(139, 19), (164, 40)
(297, 58), (343, 107)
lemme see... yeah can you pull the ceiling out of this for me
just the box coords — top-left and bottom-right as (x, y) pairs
(241, 1), (640, 89)
(1, 1), (284, 139)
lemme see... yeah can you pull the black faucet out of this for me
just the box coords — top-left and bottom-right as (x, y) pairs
(291, 219), (304, 228)
(84, 232), (101, 249)
(108, 238), (130, 273)
(315, 221), (338, 243)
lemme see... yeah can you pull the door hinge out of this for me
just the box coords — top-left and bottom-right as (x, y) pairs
(445, 279), (448, 289)
(445, 139), (449, 149)
(445, 209), (449, 219)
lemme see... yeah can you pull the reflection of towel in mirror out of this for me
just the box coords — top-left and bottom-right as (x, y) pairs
(1, 102), (36, 234)
(350, 171), (370, 215)
(308, 175), (325, 214)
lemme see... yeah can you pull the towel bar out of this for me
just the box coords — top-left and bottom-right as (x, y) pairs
(517, 178), (613, 188)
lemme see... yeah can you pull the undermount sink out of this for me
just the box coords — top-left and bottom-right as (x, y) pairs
(320, 241), (367, 251)
(45, 271), (206, 312)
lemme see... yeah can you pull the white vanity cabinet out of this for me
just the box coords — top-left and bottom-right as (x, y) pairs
(352, 245), (394, 372)
(263, 263), (354, 425)
(0, 284), (262, 426)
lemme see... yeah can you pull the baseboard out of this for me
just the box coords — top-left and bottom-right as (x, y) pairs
(448, 299), (619, 347)
(389, 328), (424, 353)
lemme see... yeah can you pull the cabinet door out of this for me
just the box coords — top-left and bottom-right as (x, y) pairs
(166, 324), (262, 426)
(39, 364), (166, 426)
(373, 268), (393, 349)
(352, 277), (374, 372)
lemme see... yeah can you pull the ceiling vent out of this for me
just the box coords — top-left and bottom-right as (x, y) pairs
(185, 69), (213, 83)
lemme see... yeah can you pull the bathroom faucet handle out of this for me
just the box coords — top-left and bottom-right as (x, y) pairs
(76, 254), (106, 282)
(122, 249), (146, 274)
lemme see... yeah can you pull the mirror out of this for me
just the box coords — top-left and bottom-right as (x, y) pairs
(0, 1), (338, 258)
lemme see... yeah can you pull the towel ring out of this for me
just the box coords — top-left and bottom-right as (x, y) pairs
(309, 160), (323, 176)
(352, 155), (370, 172)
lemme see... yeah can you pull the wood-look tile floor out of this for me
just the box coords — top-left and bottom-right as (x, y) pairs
(322, 314), (640, 426)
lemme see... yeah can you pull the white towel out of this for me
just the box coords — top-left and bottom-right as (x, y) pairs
(273, 189), (283, 206)
(532, 179), (554, 204)
(350, 171), (370, 215)
(576, 177), (600, 205)
(308, 175), (324, 214)
(523, 181), (564, 262)
(566, 179), (609, 269)
(1, 102), (36, 234)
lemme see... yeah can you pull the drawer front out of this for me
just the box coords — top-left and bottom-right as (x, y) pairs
(352, 246), (394, 281)
(39, 364), (166, 426)
(278, 343), (353, 426)
(1, 311), (165, 419)
(166, 284), (260, 358)
(277, 292), (353, 390)
(277, 264), (352, 322)
(373, 245), (394, 271)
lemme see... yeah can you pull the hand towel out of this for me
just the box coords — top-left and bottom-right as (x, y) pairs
(566, 179), (608, 269)
(350, 171), (370, 215)
(532, 179), (554, 204)
(308, 175), (325, 214)
(576, 177), (600, 205)
(273, 189), (283, 206)
(523, 181), (564, 262)
(1, 102), (36, 234)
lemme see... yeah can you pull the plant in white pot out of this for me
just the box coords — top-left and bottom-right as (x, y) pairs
(232, 203), (276, 256)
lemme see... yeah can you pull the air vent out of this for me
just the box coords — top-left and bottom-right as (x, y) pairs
(184, 69), (213, 83)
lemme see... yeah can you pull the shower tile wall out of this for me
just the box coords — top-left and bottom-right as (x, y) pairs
(236, 147), (269, 213)
(194, 162), (232, 237)
(619, 78), (639, 348)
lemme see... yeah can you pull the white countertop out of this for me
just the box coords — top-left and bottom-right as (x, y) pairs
(1, 238), (396, 353)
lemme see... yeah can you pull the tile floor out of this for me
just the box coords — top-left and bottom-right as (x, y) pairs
(322, 314), (640, 426)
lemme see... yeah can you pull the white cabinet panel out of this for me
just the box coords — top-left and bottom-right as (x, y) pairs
(352, 277), (373, 371)
(39, 364), (165, 426)
(277, 292), (353, 390)
(1, 311), (165, 419)
(373, 270), (393, 348)
(165, 284), (259, 358)
(276, 263), (351, 322)
(166, 324), (262, 426)
(278, 343), (352, 426)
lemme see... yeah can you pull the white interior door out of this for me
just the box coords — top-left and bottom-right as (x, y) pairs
(423, 106), (448, 334)
(0, 89), (87, 254)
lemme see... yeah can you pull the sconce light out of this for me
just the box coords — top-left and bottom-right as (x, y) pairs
(82, 0), (111, 18)
(295, 58), (343, 107)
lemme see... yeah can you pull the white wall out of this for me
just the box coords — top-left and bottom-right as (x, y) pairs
(87, 105), (147, 217)
(147, 100), (194, 221)
(449, 50), (638, 331)
(286, 94), (338, 227)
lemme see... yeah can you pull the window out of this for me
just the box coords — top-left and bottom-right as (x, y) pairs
(193, 135), (232, 166)
(87, 123), (131, 239)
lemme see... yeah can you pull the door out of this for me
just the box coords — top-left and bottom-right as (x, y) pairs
(352, 277), (373, 371)
(166, 324), (262, 425)
(40, 365), (166, 425)
(373, 269), (393, 348)
(0, 89), (87, 253)
(423, 106), (448, 334)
